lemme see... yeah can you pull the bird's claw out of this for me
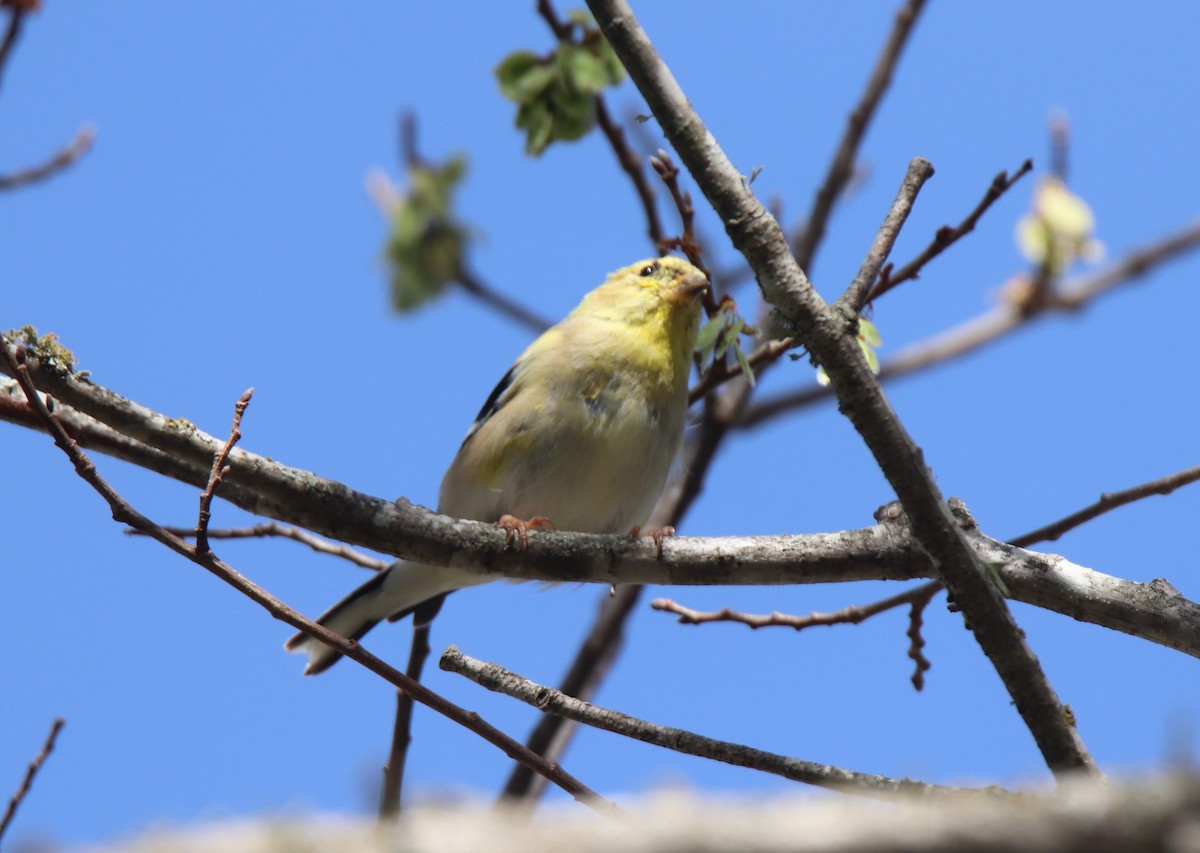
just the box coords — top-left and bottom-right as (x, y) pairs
(630, 525), (676, 558)
(498, 514), (555, 552)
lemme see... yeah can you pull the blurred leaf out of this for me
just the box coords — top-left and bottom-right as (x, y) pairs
(379, 155), (471, 312)
(518, 101), (555, 155)
(695, 314), (725, 362)
(494, 16), (624, 157)
(858, 316), (881, 347)
(495, 51), (544, 100)
(733, 340), (756, 386)
(1016, 176), (1104, 276)
(563, 43), (612, 94)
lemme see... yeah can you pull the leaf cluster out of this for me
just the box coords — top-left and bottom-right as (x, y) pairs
(695, 297), (757, 385)
(385, 156), (469, 313)
(494, 11), (624, 155)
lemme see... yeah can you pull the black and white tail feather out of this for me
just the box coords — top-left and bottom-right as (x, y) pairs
(284, 563), (485, 675)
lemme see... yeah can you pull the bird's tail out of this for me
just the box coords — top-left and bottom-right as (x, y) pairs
(284, 562), (489, 675)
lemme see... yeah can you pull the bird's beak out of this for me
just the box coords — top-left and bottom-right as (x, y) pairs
(671, 271), (709, 304)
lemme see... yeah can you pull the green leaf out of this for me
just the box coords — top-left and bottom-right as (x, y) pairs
(860, 340), (880, 374)
(522, 103), (555, 155)
(733, 341), (756, 386)
(550, 85), (596, 123)
(381, 157), (471, 312)
(495, 51), (544, 100)
(695, 314), (724, 360)
(515, 63), (559, 102)
(564, 44), (611, 94)
(857, 316), (882, 347)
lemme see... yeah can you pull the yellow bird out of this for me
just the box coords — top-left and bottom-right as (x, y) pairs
(286, 257), (708, 674)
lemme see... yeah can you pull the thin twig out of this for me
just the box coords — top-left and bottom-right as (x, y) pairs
(653, 580), (944, 690)
(740, 218), (1200, 429)
(379, 620), (433, 820)
(594, 99), (666, 249)
(196, 389), (252, 556)
(839, 157), (935, 312)
(0, 718), (64, 846)
(0, 125), (96, 191)
(455, 266), (550, 333)
(1011, 464), (1200, 548)
(651, 581), (943, 632)
(866, 159), (1034, 305)
(687, 337), (792, 405)
(128, 522), (389, 571)
(442, 646), (1014, 799)
(396, 114), (549, 333)
(536, 0), (665, 248)
(906, 583), (938, 690)
(0, 4), (25, 94)
(794, 0), (928, 274)
(0, 341), (616, 815)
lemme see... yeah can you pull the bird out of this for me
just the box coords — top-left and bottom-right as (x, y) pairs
(286, 256), (708, 674)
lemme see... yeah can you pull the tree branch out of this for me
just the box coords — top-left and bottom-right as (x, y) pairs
(1, 360), (1196, 660)
(129, 522), (389, 571)
(838, 156), (934, 312)
(0, 341), (616, 815)
(0, 717), (64, 846)
(536, 0), (665, 249)
(741, 218), (1200, 428)
(379, 621), (434, 819)
(441, 646), (1012, 800)
(586, 0), (1095, 776)
(794, 0), (927, 274)
(0, 3), (25, 94)
(500, 585), (642, 805)
(865, 159), (1034, 305)
(0, 124), (96, 191)
(1010, 464), (1200, 548)
(455, 266), (550, 333)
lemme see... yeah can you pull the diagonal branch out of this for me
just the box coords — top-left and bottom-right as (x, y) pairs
(442, 646), (1015, 799)
(838, 157), (934, 311)
(740, 217), (1200, 428)
(0, 717), (65, 846)
(794, 0), (928, 274)
(865, 159), (1034, 305)
(1010, 464), (1200, 548)
(586, 0), (1096, 777)
(536, 0), (665, 248)
(0, 125), (96, 192)
(0, 341), (616, 815)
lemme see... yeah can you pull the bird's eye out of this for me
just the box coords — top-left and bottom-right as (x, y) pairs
(639, 262), (658, 277)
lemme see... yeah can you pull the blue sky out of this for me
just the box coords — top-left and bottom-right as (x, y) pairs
(4, 2), (1199, 846)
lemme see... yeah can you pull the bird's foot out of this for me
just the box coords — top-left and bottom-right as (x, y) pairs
(630, 525), (676, 558)
(498, 514), (555, 552)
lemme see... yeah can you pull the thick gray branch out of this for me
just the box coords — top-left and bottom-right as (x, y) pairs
(1, 366), (1196, 661)
(586, 0), (1095, 776)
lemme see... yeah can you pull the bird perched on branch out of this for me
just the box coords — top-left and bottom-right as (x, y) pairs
(286, 256), (708, 674)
